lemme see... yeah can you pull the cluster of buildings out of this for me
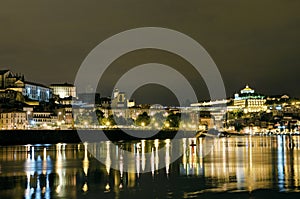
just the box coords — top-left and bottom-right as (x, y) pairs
(0, 69), (148, 130)
(1, 68), (300, 134)
(0, 69), (76, 129)
(192, 85), (300, 134)
(229, 85), (300, 134)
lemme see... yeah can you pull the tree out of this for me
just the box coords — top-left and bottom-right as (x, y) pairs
(135, 112), (150, 126)
(234, 121), (244, 132)
(95, 109), (105, 124)
(95, 109), (104, 119)
(166, 112), (181, 128)
(101, 114), (117, 126)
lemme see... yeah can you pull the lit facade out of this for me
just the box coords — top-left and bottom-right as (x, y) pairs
(50, 83), (76, 99)
(31, 112), (53, 128)
(10, 81), (52, 102)
(0, 70), (52, 102)
(127, 99), (135, 108)
(0, 111), (27, 129)
(23, 82), (52, 102)
(234, 85), (266, 113)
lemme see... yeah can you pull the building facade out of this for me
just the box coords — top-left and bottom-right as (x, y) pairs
(234, 85), (266, 113)
(50, 83), (76, 99)
(0, 70), (52, 102)
(23, 82), (52, 102)
(0, 111), (27, 129)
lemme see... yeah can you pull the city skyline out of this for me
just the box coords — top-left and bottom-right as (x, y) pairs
(0, 0), (299, 102)
(0, 67), (296, 103)
(1, 1), (300, 198)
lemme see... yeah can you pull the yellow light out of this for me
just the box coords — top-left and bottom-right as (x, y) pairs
(141, 122), (145, 127)
(105, 183), (110, 191)
(82, 183), (88, 192)
(106, 121), (110, 126)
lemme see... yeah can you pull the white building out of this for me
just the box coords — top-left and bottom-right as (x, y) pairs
(50, 83), (76, 98)
(23, 81), (52, 102)
(234, 85), (266, 113)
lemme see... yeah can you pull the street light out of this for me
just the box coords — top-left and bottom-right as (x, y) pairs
(58, 112), (62, 120)
(165, 122), (170, 128)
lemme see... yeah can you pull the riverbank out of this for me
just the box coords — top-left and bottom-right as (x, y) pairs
(0, 129), (197, 145)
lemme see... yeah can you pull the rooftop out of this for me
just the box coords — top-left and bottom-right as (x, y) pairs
(241, 84), (255, 94)
(25, 81), (50, 89)
(50, 82), (75, 87)
(243, 85), (253, 90)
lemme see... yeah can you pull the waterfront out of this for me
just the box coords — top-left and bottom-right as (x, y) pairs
(1, 136), (300, 198)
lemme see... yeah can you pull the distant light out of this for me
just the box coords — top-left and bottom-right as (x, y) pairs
(82, 183), (88, 192)
(165, 122), (170, 128)
(105, 183), (110, 191)
(276, 106), (282, 110)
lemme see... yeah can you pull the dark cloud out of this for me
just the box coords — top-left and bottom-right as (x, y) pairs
(0, 0), (299, 103)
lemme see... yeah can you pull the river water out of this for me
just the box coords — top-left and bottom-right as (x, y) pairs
(1, 136), (300, 198)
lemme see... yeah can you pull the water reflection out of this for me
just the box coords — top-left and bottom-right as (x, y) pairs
(1, 136), (300, 198)
(23, 145), (51, 199)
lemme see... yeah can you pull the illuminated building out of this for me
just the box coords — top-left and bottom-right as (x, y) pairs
(32, 112), (53, 128)
(23, 81), (52, 102)
(50, 83), (76, 99)
(55, 107), (73, 126)
(111, 88), (126, 108)
(127, 99), (135, 108)
(9, 80), (52, 102)
(0, 111), (27, 129)
(190, 99), (229, 107)
(234, 85), (266, 113)
(0, 70), (52, 102)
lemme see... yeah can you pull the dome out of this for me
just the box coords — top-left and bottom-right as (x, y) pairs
(241, 84), (255, 94)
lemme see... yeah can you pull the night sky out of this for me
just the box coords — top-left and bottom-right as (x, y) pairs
(0, 0), (299, 104)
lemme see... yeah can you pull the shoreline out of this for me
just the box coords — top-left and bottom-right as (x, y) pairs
(0, 129), (198, 146)
(1, 129), (296, 146)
